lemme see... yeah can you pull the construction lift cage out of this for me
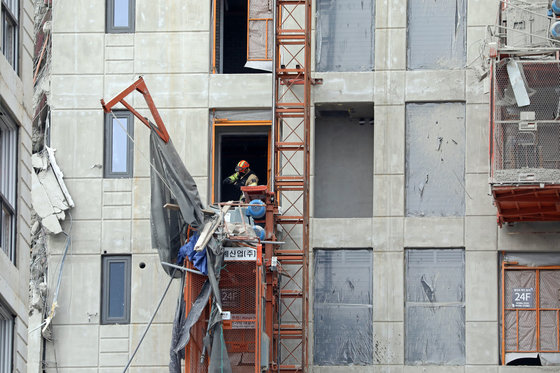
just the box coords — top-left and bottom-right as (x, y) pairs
(491, 59), (560, 184)
(184, 242), (265, 373)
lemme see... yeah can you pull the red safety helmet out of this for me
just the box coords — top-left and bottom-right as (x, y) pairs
(235, 160), (250, 173)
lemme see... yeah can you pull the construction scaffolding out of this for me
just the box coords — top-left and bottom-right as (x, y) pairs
(272, 0), (312, 371)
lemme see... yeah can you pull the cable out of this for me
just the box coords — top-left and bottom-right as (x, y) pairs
(41, 212), (73, 333)
(122, 270), (176, 373)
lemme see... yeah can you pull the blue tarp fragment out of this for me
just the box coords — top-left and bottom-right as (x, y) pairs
(177, 232), (207, 275)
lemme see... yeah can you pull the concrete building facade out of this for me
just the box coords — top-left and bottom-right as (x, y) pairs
(0, 0), (34, 372)
(38, 0), (560, 372)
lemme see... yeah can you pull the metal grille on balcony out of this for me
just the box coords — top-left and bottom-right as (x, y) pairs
(491, 60), (560, 184)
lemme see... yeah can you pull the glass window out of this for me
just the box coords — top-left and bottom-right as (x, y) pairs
(407, 0), (466, 70)
(406, 102), (466, 217)
(106, 0), (135, 33)
(1, 0), (19, 72)
(0, 106), (17, 264)
(313, 249), (373, 365)
(405, 249), (465, 365)
(0, 302), (14, 373)
(101, 255), (131, 324)
(104, 111), (134, 178)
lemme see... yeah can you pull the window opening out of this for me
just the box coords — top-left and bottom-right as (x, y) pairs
(314, 103), (374, 218)
(405, 102), (466, 217)
(212, 120), (270, 202)
(106, 0), (135, 33)
(104, 111), (134, 178)
(313, 249), (373, 365)
(0, 301), (14, 373)
(212, 0), (270, 74)
(0, 105), (17, 264)
(407, 0), (467, 70)
(405, 248), (465, 365)
(101, 255), (131, 324)
(315, 0), (375, 72)
(1, 0), (18, 72)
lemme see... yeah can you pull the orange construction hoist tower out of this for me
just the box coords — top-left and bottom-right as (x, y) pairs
(185, 0), (313, 371)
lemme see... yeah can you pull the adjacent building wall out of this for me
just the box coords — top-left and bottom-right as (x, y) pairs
(0, 1), (34, 372)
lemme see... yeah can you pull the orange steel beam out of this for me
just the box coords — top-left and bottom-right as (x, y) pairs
(100, 77), (170, 143)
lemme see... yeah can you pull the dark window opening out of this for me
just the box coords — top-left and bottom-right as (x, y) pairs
(314, 103), (374, 218)
(215, 0), (267, 74)
(216, 132), (268, 202)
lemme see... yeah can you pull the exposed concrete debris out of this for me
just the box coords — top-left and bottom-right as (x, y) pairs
(32, 0), (52, 153)
(29, 3), (55, 372)
(494, 168), (560, 184)
(32, 148), (74, 234)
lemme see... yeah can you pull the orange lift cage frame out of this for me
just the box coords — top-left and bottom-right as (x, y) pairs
(210, 118), (272, 204)
(184, 244), (265, 373)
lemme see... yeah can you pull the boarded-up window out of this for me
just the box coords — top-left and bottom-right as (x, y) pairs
(314, 249), (373, 365)
(405, 103), (465, 217)
(405, 249), (465, 365)
(407, 0), (467, 70)
(316, 0), (375, 72)
(314, 105), (374, 218)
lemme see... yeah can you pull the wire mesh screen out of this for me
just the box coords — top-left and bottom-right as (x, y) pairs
(184, 257), (261, 373)
(492, 60), (560, 183)
(221, 261), (259, 373)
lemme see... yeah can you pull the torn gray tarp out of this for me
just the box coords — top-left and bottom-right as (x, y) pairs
(149, 125), (230, 372)
(405, 249), (465, 365)
(316, 0), (374, 72)
(407, 0), (466, 70)
(169, 247), (229, 373)
(150, 130), (205, 277)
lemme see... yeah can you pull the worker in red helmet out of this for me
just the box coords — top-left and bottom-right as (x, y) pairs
(223, 160), (259, 198)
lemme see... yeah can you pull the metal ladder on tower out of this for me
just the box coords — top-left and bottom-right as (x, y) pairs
(272, 0), (311, 371)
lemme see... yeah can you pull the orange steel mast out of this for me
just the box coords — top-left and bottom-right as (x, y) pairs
(272, 0), (311, 371)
